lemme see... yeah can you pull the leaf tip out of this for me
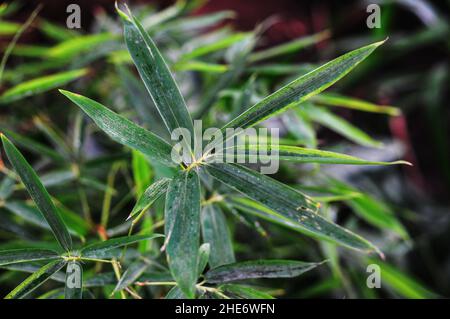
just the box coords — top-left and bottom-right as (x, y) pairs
(115, 1), (132, 23)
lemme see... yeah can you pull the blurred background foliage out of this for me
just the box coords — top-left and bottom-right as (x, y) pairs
(0, 0), (448, 298)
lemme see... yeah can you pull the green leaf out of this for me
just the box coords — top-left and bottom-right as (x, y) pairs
(65, 261), (83, 299)
(248, 30), (330, 63)
(174, 61), (228, 73)
(0, 248), (60, 266)
(0, 129), (65, 162)
(330, 180), (409, 239)
(128, 178), (170, 221)
(80, 234), (163, 259)
(5, 259), (67, 299)
(215, 144), (410, 165)
(0, 176), (15, 200)
(219, 284), (274, 299)
(222, 40), (385, 133)
(197, 243), (210, 277)
(366, 258), (437, 299)
(113, 261), (149, 293)
(178, 32), (249, 61)
(205, 259), (325, 283)
(165, 286), (187, 299)
(207, 163), (380, 253)
(201, 204), (235, 268)
(302, 104), (382, 147)
(164, 169), (201, 298)
(0, 21), (20, 35)
(60, 90), (175, 167)
(0, 69), (87, 104)
(312, 93), (401, 116)
(1, 135), (73, 252)
(132, 150), (153, 197)
(4, 200), (89, 238)
(119, 6), (194, 138)
(46, 33), (116, 59)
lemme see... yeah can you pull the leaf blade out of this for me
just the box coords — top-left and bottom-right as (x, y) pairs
(206, 163), (380, 253)
(5, 259), (67, 299)
(164, 169), (201, 298)
(0, 69), (87, 104)
(80, 234), (163, 259)
(119, 6), (194, 137)
(205, 259), (325, 283)
(201, 204), (235, 268)
(1, 135), (73, 252)
(0, 248), (60, 266)
(223, 40), (385, 132)
(60, 90), (175, 166)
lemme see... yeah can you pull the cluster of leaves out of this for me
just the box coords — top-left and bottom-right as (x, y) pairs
(0, 1), (438, 299)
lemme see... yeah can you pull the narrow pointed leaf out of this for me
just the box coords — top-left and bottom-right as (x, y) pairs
(366, 258), (437, 299)
(165, 169), (201, 298)
(201, 204), (235, 268)
(205, 259), (325, 283)
(248, 30), (330, 63)
(113, 261), (149, 293)
(65, 261), (83, 299)
(206, 163), (380, 253)
(119, 6), (194, 137)
(222, 40), (385, 133)
(47, 33), (116, 59)
(216, 144), (410, 165)
(60, 90), (175, 166)
(0, 69), (87, 104)
(0, 249), (60, 266)
(312, 93), (401, 116)
(219, 284), (274, 299)
(5, 259), (67, 299)
(302, 104), (382, 147)
(1, 135), (73, 252)
(81, 234), (163, 259)
(128, 178), (170, 221)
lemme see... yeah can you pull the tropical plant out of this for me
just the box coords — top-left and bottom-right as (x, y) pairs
(0, 1), (437, 299)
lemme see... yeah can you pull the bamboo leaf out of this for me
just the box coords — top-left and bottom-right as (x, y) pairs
(5, 259), (67, 299)
(201, 204), (235, 268)
(302, 104), (383, 147)
(249, 30), (330, 63)
(164, 169), (201, 298)
(219, 284), (274, 299)
(197, 243), (210, 277)
(1, 135), (73, 252)
(178, 32), (249, 61)
(128, 178), (170, 221)
(206, 163), (380, 254)
(113, 261), (149, 293)
(366, 258), (437, 299)
(4, 200), (89, 238)
(205, 259), (325, 283)
(215, 144), (410, 165)
(312, 93), (401, 116)
(0, 69), (87, 104)
(46, 33), (116, 59)
(60, 90), (175, 167)
(80, 234), (163, 259)
(118, 5), (194, 137)
(64, 261), (83, 299)
(0, 249), (60, 266)
(222, 40), (385, 133)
